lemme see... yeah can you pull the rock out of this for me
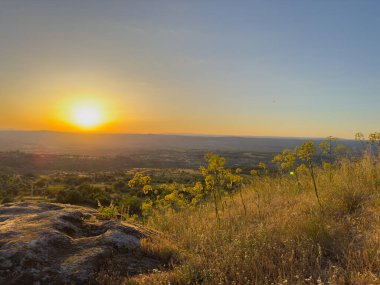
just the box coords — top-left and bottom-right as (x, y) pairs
(0, 257), (12, 269)
(0, 202), (164, 284)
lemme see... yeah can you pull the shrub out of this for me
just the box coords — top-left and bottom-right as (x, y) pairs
(120, 195), (141, 215)
(56, 189), (83, 204)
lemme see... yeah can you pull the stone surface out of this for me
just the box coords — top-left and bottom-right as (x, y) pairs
(0, 202), (162, 284)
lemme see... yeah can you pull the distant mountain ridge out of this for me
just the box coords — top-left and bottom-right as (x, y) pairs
(0, 130), (359, 155)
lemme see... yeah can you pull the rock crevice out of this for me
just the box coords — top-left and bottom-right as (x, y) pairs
(0, 202), (163, 284)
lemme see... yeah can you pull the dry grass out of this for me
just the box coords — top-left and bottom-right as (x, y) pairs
(94, 234), (180, 285)
(129, 154), (380, 284)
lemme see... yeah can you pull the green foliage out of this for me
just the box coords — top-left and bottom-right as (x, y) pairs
(57, 189), (82, 204)
(128, 173), (151, 189)
(319, 136), (337, 155)
(335, 144), (350, 155)
(199, 153), (244, 222)
(120, 195), (141, 215)
(141, 198), (154, 218)
(319, 136), (337, 181)
(143, 145), (380, 285)
(296, 141), (316, 162)
(296, 163), (308, 174)
(57, 184), (112, 206)
(368, 132), (380, 144)
(98, 200), (119, 220)
(272, 148), (296, 173)
(4, 132), (380, 284)
(107, 153), (246, 224)
(297, 141), (322, 208)
(256, 161), (268, 176)
(355, 132), (365, 142)
(112, 180), (127, 192)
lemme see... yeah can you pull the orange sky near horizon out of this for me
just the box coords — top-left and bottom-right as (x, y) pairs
(0, 100), (360, 139)
(1, 1), (379, 140)
(0, 75), (365, 139)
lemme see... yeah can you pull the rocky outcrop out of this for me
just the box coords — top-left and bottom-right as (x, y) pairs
(0, 202), (165, 284)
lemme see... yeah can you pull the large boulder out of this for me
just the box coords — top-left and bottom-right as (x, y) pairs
(0, 202), (165, 284)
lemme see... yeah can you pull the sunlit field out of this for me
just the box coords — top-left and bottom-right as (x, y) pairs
(138, 152), (380, 284)
(1, 134), (380, 284)
(1, 130), (379, 284)
(35, 134), (377, 285)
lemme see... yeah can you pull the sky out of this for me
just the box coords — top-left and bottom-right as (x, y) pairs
(0, 0), (379, 138)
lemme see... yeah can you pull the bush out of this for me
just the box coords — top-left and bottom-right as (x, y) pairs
(120, 195), (141, 215)
(138, 151), (380, 284)
(56, 189), (83, 204)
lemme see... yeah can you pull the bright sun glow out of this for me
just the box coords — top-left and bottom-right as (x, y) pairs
(56, 96), (118, 131)
(72, 103), (103, 129)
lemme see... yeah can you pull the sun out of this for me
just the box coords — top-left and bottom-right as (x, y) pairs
(72, 103), (103, 129)
(57, 96), (116, 131)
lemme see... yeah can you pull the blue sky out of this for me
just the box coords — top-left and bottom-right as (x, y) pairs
(0, 1), (379, 138)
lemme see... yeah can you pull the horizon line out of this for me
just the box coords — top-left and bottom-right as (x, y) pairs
(0, 128), (355, 141)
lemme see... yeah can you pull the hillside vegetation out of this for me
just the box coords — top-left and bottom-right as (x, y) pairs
(123, 134), (380, 284)
(1, 134), (380, 284)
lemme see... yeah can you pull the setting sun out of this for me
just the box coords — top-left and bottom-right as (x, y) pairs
(71, 102), (103, 129)
(55, 96), (119, 132)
